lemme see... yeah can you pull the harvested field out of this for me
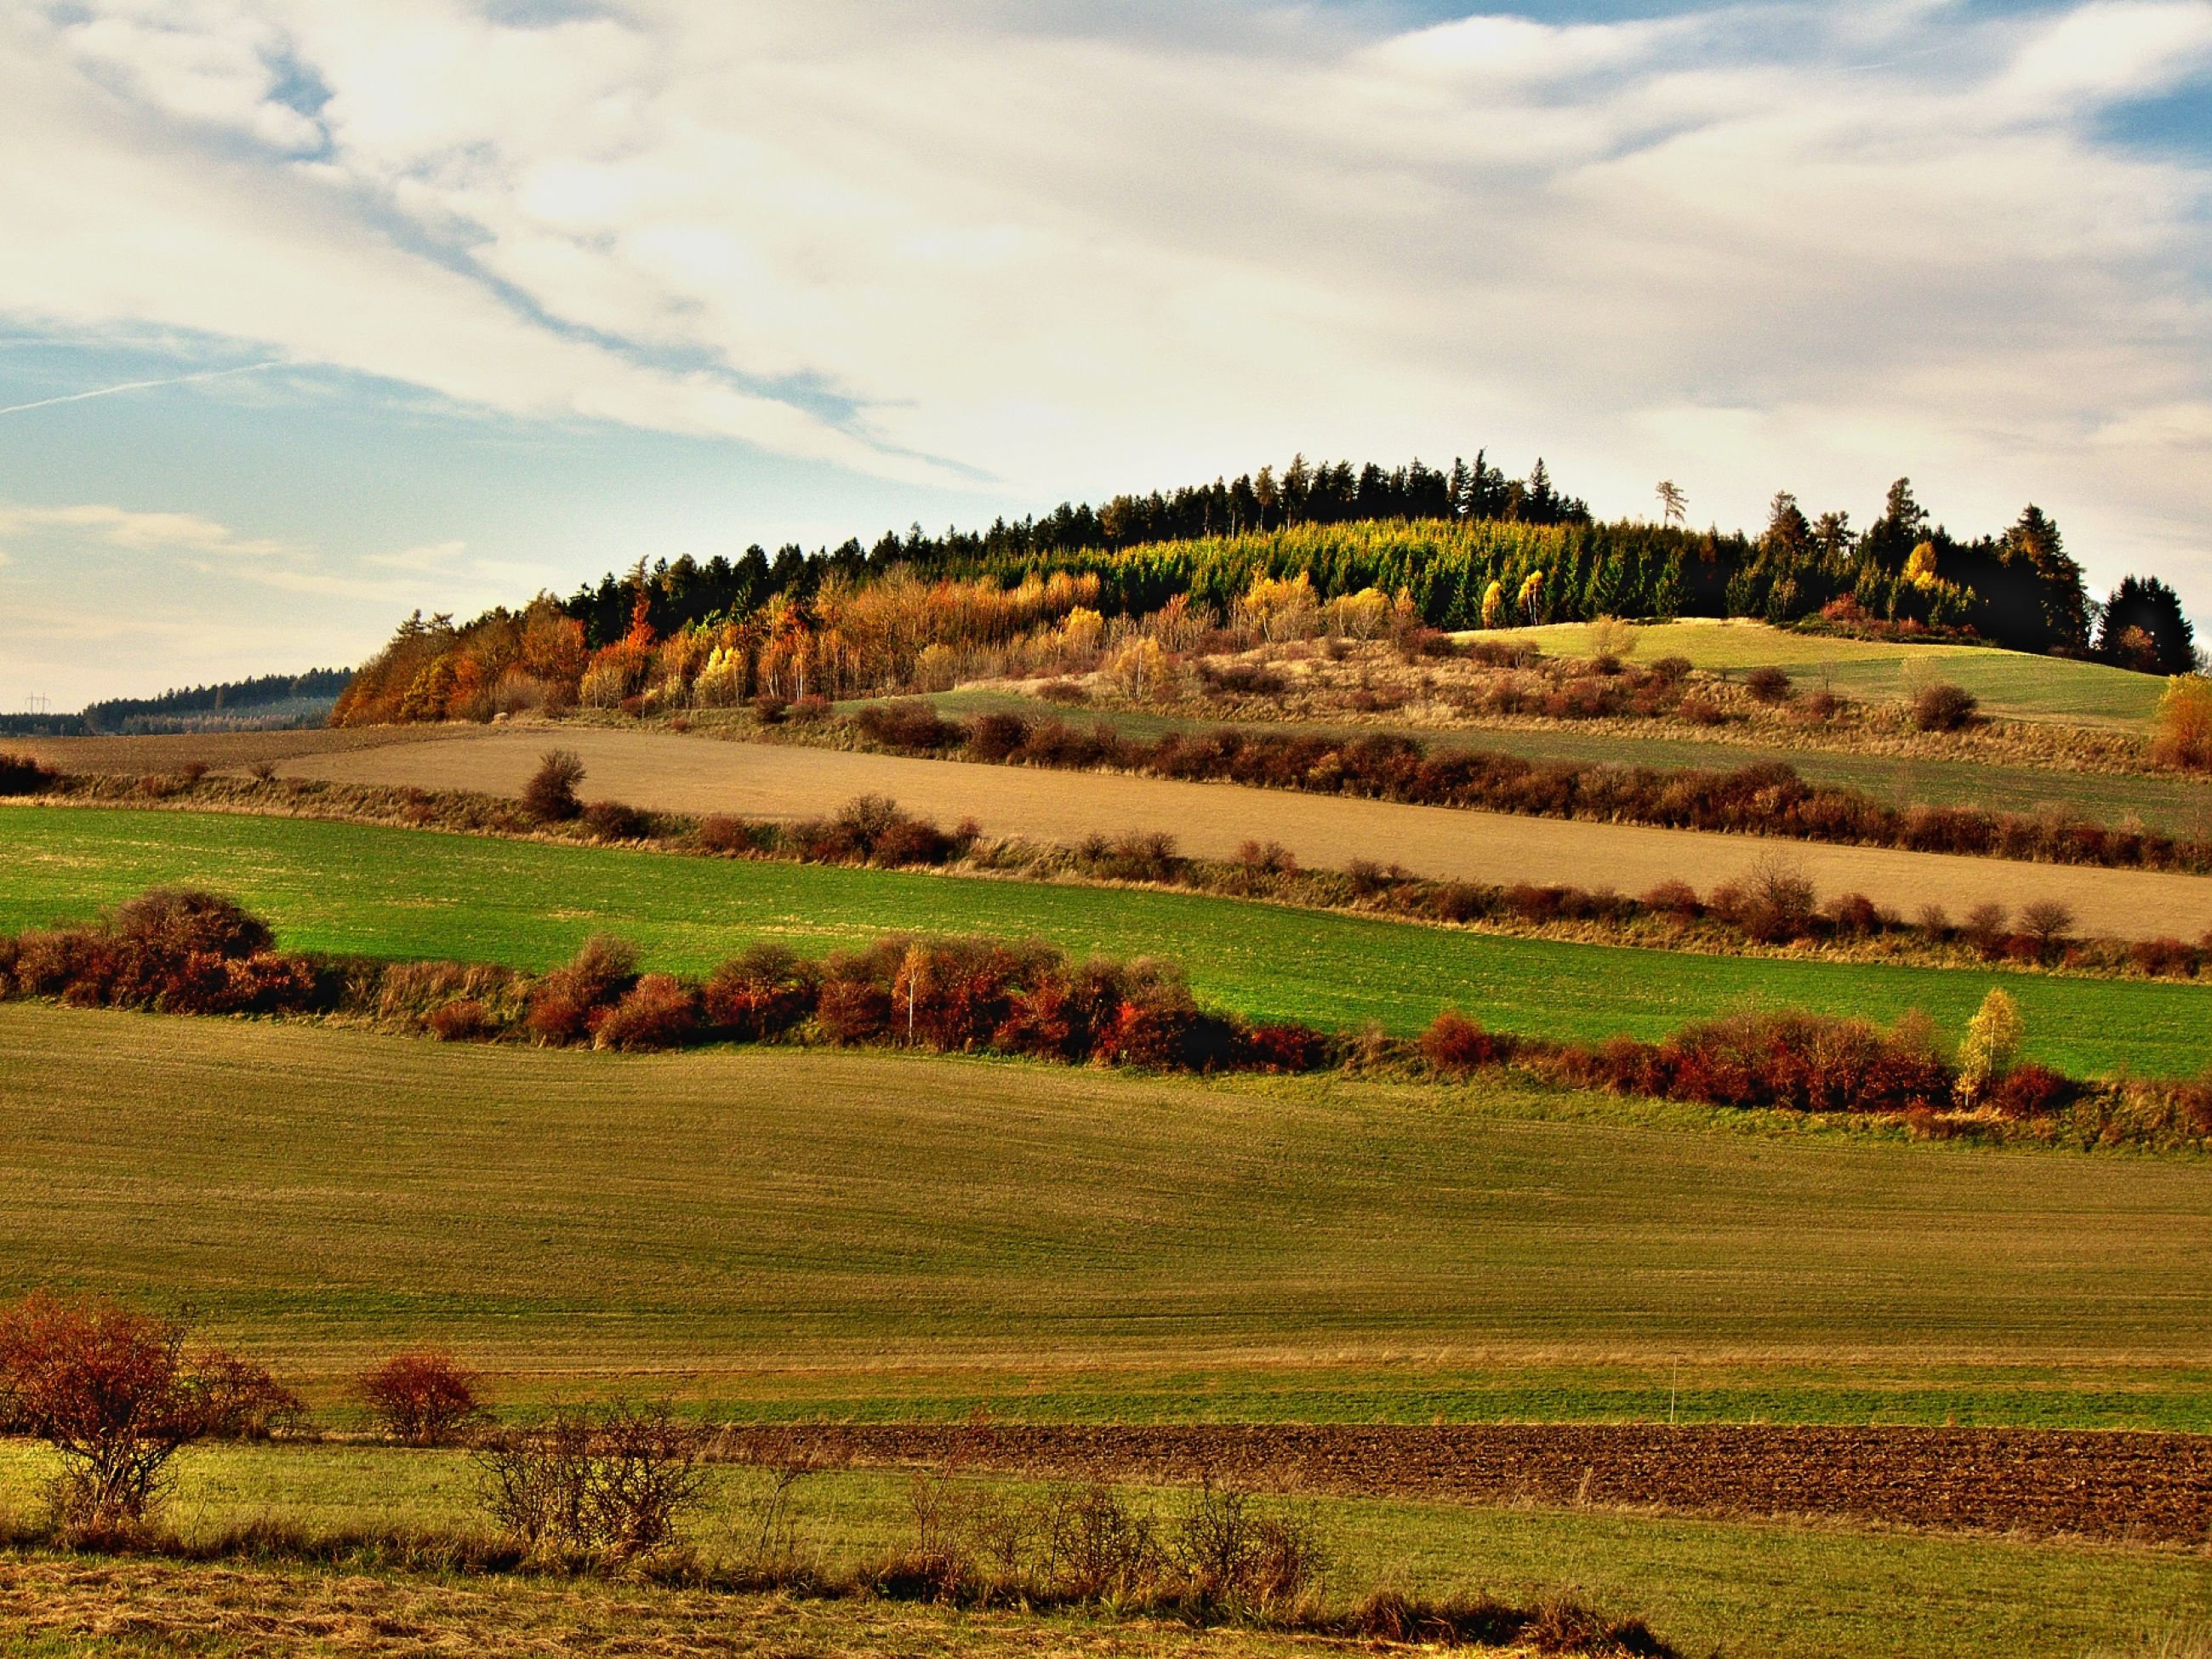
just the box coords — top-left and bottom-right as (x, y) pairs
(731, 1422), (2212, 1544)
(265, 724), (2212, 941)
(5, 1003), (2212, 1427)
(3, 725), (470, 775)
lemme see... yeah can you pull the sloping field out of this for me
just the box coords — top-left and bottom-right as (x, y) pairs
(1506, 619), (2168, 727)
(920, 688), (2212, 833)
(259, 724), (2212, 942)
(4, 1003), (2211, 1422)
(6, 806), (2209, 1074)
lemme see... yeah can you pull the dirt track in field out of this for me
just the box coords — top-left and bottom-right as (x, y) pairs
(258, 724), (2212, 942)
(724, 1422), (2212, 1543)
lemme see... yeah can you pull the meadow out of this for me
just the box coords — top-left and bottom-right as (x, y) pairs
(5, 805), (2212, 1074)
(1505, 619), (2170, 727)
(5, 1001), (2211, 1429)
(3, 1446), (2208, 1659)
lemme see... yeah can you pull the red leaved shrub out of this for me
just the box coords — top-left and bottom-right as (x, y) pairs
(359, 1350), (482, 1446)
(703, 944), (819, 1040)
(1421, 1009), (1498, 1075)
(594, 972), (700, 1051)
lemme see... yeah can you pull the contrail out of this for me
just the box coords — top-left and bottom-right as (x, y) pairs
(0, 360), (282, 417)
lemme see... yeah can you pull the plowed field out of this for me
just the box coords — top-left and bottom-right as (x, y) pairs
(725, 1422), (2212, 1542)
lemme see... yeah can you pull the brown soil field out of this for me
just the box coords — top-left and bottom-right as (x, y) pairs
(255, 724), (2212, 942)
(4, 726), (469, 774)
(727, 1422), (2212, 1544)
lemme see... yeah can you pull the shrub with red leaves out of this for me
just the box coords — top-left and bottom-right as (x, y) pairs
(1421, 1009), (1498, 1075)
(703, 944), (819, 1040)
(594, 972), (700, 1051)
(0, 1292), (237, 1535)
(359, 1349), (482, 1446)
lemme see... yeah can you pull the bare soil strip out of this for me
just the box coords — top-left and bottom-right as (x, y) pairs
(265, 725), (2212, 942)
(724, 1422), (2212, 1543)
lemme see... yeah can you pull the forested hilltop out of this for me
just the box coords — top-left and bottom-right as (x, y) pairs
(334, 453), (2198, 725)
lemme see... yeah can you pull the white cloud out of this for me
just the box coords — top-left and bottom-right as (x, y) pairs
(0, 501), (287, 557)
(0, 0), (2207, 612)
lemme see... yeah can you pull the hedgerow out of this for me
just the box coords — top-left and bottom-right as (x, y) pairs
(3, 887), (2208, 1149)
(834, 700), (2212, 875)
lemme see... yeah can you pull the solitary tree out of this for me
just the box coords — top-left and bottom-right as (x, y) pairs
(1955, 988), (2024, 1106)
(1656, 480), (1687, 527)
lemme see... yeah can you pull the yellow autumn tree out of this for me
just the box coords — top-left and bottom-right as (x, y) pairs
(1955, 988), (2023, 1106)
(2152, 675), (2212, 771)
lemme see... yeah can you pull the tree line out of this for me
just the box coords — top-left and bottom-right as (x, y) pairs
(332, 449), (2201, 728)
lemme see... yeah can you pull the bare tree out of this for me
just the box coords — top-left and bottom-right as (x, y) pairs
(1656, 480), (1688, 527)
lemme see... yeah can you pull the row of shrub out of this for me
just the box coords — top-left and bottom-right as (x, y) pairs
(0, 891), (1330, 1075)
(10, 887), (2211, 1149)
(838, 703), (2212, 874)
(0, 1292), (1670, 1652)
(15, 756), (2212, 981)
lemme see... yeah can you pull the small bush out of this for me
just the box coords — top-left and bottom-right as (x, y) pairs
(1421, 1008), (1498, 1075)
(477, 1400), (706, 1564)
(522, 750), (585, 823)
(790, 693), (831, 723)
(594, 973), (700, 1051)
(856, 699), (959, 751)
(0, 753), (60, 796)
(1912, 682), (1979, 732)
(425, 998), (495, 1042)
(195, 1352), (308, 1442)
(1745, 665), (1793, 703)
(360, 1350), (482, 1446)
(1677, 695), (1725, 726)
(694, 813), (762, 855)
(0, 1292), (228, 1536)
(704, 945), (819, 1040)
(579, 799), (649, 842)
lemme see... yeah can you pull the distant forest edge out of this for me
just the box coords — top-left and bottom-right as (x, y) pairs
(0, 670), (351, 739)
(331, 452), (2203, 725)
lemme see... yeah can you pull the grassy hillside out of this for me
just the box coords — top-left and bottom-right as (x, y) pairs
(1508, 619), (2167, 727)
(5, 1002), (2212, 1429)
(5, 806), (2211, 1074)
(4, 1452), (2208, 1659)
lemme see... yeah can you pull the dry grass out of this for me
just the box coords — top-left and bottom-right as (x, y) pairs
(0, 1552), (1338, 1657)
(229, 724), (2212, 942)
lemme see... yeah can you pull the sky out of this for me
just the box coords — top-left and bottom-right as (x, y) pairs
(2, 0), (2209, 708)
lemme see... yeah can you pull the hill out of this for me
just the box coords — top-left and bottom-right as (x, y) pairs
(328, 452), (2190, 727)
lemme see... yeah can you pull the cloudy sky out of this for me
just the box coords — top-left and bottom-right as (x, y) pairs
(2, 0), (2208, 707)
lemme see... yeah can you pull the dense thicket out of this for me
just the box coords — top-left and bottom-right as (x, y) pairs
(336, 450), (2164, 727)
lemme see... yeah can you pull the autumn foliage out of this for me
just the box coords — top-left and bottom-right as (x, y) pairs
(359, 1350), (483, 1446)
(0, 1293), (297, 1535)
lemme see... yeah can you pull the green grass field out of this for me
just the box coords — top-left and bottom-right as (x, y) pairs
(5, 804), (2209, 1075)
(910, 688), (2212, 834)
(5, 1002), (2211, 1429)
(1506, 619), (2170, 727)
(2, 1445), (2205, 1659)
